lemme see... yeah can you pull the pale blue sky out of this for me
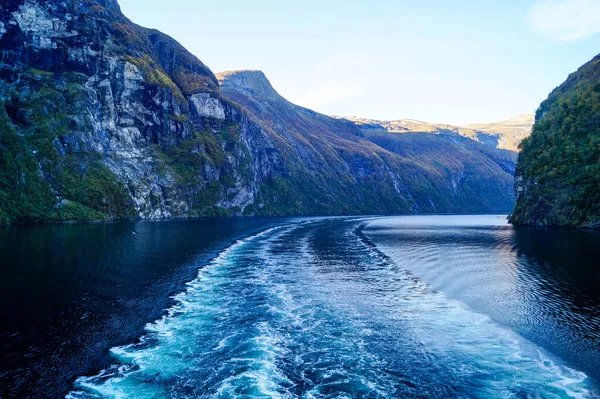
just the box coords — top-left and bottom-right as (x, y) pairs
(119, 0), (600, 125)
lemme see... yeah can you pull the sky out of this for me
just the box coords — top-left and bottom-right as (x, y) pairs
(118, 0), (600, 125)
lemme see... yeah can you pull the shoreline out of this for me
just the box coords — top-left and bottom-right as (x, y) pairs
(0, 211), (514, 228)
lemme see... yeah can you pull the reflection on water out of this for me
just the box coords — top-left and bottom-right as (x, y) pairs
(365, 215), (600, 383)
(513, 226), (600, 374)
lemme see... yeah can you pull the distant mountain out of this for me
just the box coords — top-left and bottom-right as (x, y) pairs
(340, 114), (533, 152)
(510, 54), (600, 228)
(218, 70), (519, 215)
(0, 0), (523, 224)
(466, 115), (534, 151)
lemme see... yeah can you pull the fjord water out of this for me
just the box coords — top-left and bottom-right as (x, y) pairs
(62, 215), (598, 398)
(0, 218), (286, 398)
(2, 217), (600, 398)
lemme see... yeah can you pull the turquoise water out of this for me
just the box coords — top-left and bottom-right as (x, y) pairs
(65, 217), (597, 398)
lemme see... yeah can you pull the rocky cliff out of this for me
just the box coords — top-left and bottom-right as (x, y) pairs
(0, 0), (285, 223)
(510, 54), (600, 228)
(218, 70), (518, 214)
(1, 0), (520, 224)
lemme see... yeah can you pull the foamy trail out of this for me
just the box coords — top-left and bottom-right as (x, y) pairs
(67, 218), (595, 398)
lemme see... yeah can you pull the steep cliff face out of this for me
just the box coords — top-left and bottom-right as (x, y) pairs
(0, 0), (283, 223)
(510, 54), (600, 228)
(218, 70), (517, 214)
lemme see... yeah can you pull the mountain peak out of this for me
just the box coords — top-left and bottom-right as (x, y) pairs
(217, 69), (266, 78)
(216, 70), (281, 102)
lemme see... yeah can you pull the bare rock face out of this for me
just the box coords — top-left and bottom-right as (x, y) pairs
(190, 93), (226, 120)
(0, 0), (282, 223)
(217, 70), (284, 104)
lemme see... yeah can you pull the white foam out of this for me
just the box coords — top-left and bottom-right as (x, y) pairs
(68, 219), (594, 399)
(68, 224), (295, 398)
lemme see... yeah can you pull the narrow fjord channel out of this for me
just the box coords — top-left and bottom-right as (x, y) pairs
(2, 216), (600, 398)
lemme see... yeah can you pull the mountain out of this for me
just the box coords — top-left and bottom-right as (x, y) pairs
(466, 115), (534, 151)
(218, 70), (518, 214)
(0, 0), (287, 223)
(510, 54), (600, 228)
(0, 0), (519, 224)
(342, 114), (533, 151)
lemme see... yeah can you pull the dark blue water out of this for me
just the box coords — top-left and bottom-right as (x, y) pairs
(0, 218), (289, 398)
(2, 216), (600, 398)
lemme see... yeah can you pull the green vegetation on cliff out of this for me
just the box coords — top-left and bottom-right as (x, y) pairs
(0, 69), (137, 224)
(0, 104), (55, 224)
(510, 54), (600, 228)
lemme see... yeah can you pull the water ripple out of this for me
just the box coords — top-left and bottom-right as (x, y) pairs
(67, 217), (597, 398)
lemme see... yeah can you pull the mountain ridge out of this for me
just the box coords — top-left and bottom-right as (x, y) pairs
(217, 69), (519, 215)
(337, 114), (533, 152)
